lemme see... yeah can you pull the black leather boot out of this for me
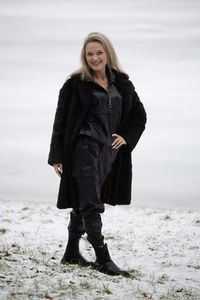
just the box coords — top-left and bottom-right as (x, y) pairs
(61, 238), (91, 267)
(92, 243), (130, 276)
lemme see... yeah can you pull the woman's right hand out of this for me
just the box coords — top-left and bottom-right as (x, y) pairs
(53, 163), (63, 178)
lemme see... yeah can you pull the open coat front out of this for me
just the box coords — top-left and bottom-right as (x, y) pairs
(48, 70), (147, 209)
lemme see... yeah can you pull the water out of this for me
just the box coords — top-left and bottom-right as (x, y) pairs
(0, 0), (199, 209)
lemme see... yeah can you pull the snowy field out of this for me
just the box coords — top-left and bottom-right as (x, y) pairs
(0, 200), (200, 300)
(1, 1), (200, 298)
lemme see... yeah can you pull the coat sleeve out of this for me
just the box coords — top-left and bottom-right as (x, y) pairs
(118, 82), (147, 152)
(47, 79), (72, 166)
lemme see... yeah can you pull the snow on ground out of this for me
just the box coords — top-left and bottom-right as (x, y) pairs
(0, 200), (200, 299)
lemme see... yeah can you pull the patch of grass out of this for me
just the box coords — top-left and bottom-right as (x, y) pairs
(12, 244), (22, 254)
(79, 280), (90, 289)
(38, 248), (47, 256)
(159, 285), (199, 300)
(193, 218), (200, 225)
(21, 216), (29, 220)
(0, 228), (7, 234)
(29, 257), (40, 265)
(129, 268), (143, 280)
(22, 207), (29, 211)
(77, 273), (87, 278)
(105, 234), (115, 240)
(163, 215), (171, 220)
(157, 273), (169, 284)
(102, 283), (112, 294)
(187, 263), (200, 270)
(89, 273), (102, 280)
(59, 279), (72, 291)
(183, 287), (199, 298)
(131, 283), (153, 299)
(1, 219), (11, 223)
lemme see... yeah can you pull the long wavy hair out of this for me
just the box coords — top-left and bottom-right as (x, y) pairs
(69, 32), (126, 80)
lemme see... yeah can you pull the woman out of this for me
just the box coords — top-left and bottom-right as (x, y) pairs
(48, 32), (147, 276)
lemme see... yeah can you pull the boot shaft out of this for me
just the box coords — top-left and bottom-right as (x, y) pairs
(93, 243), (111, 264)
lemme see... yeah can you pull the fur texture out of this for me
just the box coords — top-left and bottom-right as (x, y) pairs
(48, 70), (147, 209)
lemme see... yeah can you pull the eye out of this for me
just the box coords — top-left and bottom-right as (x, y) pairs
(87, 52), (93, 56)
(97, 51), (103, 55)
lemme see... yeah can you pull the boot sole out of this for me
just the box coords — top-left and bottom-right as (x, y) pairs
(93, 262), (130, 277)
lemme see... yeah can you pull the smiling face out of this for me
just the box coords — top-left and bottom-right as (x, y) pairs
(85, 41), (107, 74)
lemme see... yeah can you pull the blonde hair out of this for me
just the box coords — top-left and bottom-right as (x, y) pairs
(69, 32), (126, 80)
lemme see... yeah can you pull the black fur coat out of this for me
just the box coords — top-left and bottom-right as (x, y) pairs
(48, 70), (147, 209)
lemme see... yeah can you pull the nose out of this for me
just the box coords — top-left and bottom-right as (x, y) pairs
(92, 54), (98, 61)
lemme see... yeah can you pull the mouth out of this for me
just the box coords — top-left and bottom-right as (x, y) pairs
(91, 61), (102, 66)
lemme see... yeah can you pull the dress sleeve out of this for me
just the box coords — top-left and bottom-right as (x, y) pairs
(47, 80), (72, 166)
(118, 83), (147, 152)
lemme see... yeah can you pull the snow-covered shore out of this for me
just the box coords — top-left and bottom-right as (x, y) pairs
(0, 200), (200, 299)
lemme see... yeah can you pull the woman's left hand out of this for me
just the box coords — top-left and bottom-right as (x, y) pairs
(112, 133), (127, 149)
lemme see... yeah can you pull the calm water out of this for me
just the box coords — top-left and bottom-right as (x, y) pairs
(0, 0), (200, 209)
